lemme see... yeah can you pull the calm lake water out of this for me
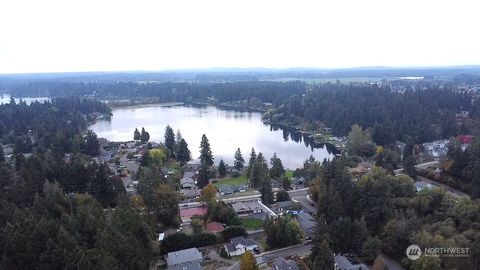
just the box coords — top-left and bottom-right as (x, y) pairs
(89, 104), (336, 169)
(0, 94), (50, 104)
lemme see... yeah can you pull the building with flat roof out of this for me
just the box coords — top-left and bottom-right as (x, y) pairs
(166, 247), (202, 270)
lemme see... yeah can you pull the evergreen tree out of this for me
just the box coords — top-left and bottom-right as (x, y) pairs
(250, 152), (268, 189)
(133, 128), (141, 141)
(176, 139), (191, 166)
(176, 130), (183, 143)
(402, 142), (417, 178)
(281, 175), (291, 190)
(164, 125), (175, 156)
(140, 127), (150, 143)
(269, 152), (285, 179)
(199, 134), (214, 167)
(198, 164), (210, 189)
(311, 215), (334, 270)
(246, 148), (256, 179)
(276, 189), (290, 202)
(312, 240), (335, 270)
(83, 130), (100, 156)
(261, 178), (274, 204)
(234, 148), (245, 171)
(218, 159), (227, 177)
(140, 150), (151, 167)
(362, 236), (383, 264)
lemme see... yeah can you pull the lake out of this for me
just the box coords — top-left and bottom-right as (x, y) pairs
(88, 104), (336, 169)
(0, 94), (50, 104)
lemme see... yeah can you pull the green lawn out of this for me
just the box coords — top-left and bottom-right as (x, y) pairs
(213, 175), (247, 187)
(240, 217), (264, 230)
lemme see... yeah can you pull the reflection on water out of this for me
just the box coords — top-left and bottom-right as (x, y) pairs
(89, 104), (336, 169)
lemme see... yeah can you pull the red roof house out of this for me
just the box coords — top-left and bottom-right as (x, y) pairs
(180, 207), (208, 222)
(206, 222), (225, 233)
(457, 135), (474, 144)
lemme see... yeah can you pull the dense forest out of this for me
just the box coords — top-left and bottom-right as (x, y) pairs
(307, 157), (480, 269)
(0, 99), (154, 269)
(6, 81), (306, 105)
(267, 84), (472, 144)
(7, 80), (476, 146)
(0, 97), (111, 155)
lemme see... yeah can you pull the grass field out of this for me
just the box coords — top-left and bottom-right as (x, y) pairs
(241, 217), (264, 230)
(213, 175), (247, 187)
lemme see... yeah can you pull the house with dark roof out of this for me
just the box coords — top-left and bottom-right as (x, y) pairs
(224, 236), (258, 256)
(166, 247), (203, 270)
(334, 255), (369, 270)
(273, 257), (299, 270)
(180, 177), (195, 189)
(218, 185), (235, 196)
(230, 202), (251, 215)
(297, 212), (315, 241)
(180, 189), (201, 200)
(270, 200), (294, 214)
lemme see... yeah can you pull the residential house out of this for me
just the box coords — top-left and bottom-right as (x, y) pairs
(185, 161), (201, 171)
(166, 247), (203, 270)
(457, 135), (474, 144)
(243, 201), (264, 214)
(224, 236), (258, 257)
(235, 184), (247, 193)
(334, 255), (369, 270)
(415, 181), (433, 192)
(183, 171), (196, 179)
(348, 161), (373, 179)
(180, 189), (201, 200)
(231, 202), (251, 215)
(180, 177), (195, 190)
(179, 207), (208, 223)
(206, 222), (225, 234)
(273, 257), (299, 270)
(297, 212), (315, 241)
(219, 185), (235, 196)
(422, 139), (449, 158)
(270, 200), (294, 215)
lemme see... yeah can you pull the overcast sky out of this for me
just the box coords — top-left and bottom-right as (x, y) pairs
(0, 0), (479, 74)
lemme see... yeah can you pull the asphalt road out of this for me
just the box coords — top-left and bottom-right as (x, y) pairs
(228, 244), (312, 270)
(417, 176), (469, 199)
(178, 188), (310, 208)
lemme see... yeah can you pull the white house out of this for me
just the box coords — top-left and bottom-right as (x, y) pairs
(224, 236), (258, 257)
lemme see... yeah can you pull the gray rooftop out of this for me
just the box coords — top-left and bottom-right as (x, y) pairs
(277, 200), (293, 209)
(169, 263), (202, 270)
(180, 177), (195, 185)
(183, 171), (195, 179)
(273, 257), (299, 270)
(334, 255), (369, 270)
(231, 202), (250, 213)
(297, 212), (315, 237)
(166, 248), (202, 267)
